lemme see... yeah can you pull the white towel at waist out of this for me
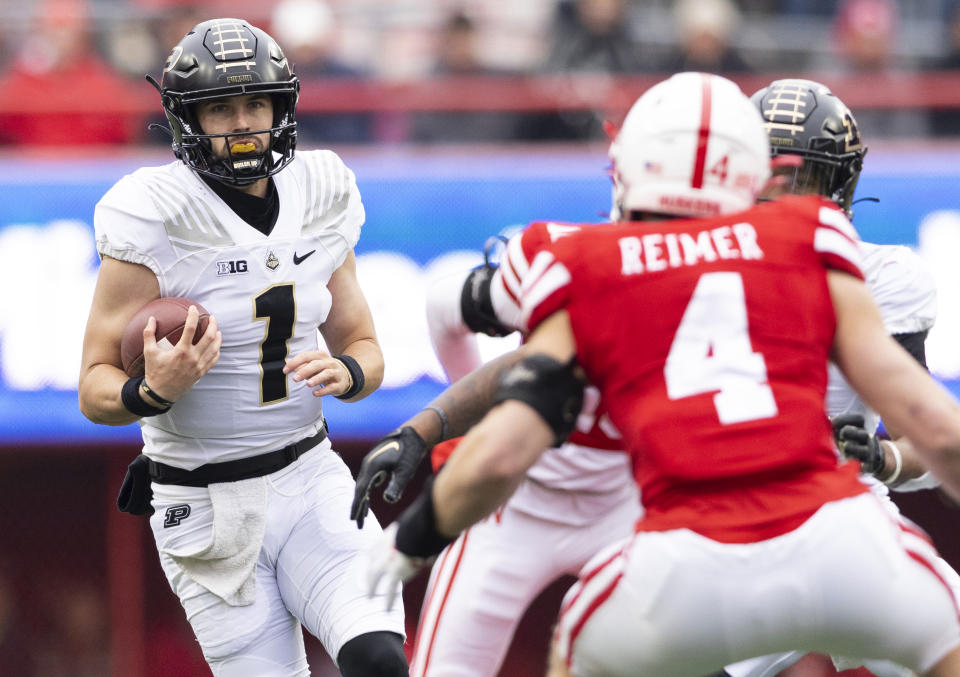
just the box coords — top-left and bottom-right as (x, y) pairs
(160, 477), (268, 606)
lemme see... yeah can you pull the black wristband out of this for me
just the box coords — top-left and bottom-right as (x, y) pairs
(394, 476), (455, 558)
(141, 379), (175, 407)
(121, 376), (170, 417)
(334, 354), (365, 400)
(424, 405), (450, 441)
(460, 265), (513, 337)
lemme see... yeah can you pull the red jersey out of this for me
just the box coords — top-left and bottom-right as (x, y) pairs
(522, 195), (869, 543)
(497, 221), (622, 452)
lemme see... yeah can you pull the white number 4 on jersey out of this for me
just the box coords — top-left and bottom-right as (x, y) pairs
(664, 272), (778, 425)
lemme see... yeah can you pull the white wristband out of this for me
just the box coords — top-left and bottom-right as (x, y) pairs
(882, 440), (903, 486)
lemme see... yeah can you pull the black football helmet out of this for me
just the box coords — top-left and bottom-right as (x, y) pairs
(750, 79), (866, 215)
(149, 18), (300, 186)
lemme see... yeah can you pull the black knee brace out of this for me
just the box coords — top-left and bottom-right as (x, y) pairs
(337, 631), (408, 677)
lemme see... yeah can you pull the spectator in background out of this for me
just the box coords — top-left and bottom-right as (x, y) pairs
(433, 11), (497, 76)
(156, 5), (207, 63)
(0, 21), (12, 72)
(142, 5), (209, 147)
(0, 0), (141, 146)
(543, 0), (645, 74)
(834, 0), (899, 72)
(780, 0), (837, 16)
(821, 0), (931, 138)
(103, 16), (161, 81)
(929, 2), (960, 135)
(662, 0), (753, 74)
(270, 0), (374, 145)
(527, 0), (645, 141)
(411, 10), (521, 144)
(935, 2), (960, 70)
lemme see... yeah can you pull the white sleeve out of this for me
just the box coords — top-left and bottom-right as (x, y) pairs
(93, 172), (173, 287)
(425, 269), (484, 383)
(867, 244), (937, 335)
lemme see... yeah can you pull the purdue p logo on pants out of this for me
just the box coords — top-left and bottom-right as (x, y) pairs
(164, 504), (191, 528)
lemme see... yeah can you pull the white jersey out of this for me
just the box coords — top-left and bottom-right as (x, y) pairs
(826, 241), (939, 493)
(95, 151), (363, 468)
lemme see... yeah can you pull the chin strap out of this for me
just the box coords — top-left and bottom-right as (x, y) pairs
(847, 196), (879, 221)
(147, 123), (174, 139)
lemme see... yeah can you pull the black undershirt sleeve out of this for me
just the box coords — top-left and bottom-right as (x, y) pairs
(892, 330), (929, 369)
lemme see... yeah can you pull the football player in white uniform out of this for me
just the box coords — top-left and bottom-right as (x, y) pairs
(78, 18), (407, 677)
(392, 227), (640, 676)
(717, 79), (960, 677)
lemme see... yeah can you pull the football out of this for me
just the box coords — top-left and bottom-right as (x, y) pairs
(120, 297), (210, 377)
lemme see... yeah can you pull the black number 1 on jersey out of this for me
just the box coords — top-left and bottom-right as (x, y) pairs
(254, 283), (296, 405)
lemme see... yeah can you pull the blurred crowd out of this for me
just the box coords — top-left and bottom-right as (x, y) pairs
(1, 0), (960, 146)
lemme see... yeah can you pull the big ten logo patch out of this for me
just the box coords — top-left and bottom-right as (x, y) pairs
(217, 259), (248, 275)
(164, 504), (192, 528)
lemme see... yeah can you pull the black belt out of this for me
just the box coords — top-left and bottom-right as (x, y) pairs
(148, 426), (328, 487)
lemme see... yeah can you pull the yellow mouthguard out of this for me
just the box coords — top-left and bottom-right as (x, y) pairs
(230, 142), (257, 154)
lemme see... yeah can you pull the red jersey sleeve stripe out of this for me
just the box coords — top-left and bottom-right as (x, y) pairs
(509, 230), (532, 277)
(489, 267), (522, 329)
(500, 259), (522, 307)
(815, 227), (865, 279)
(521, 251), (571, 331)
(500, 234), (527, 305)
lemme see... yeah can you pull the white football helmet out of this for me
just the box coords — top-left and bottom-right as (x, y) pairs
(609, 72), (771, 220)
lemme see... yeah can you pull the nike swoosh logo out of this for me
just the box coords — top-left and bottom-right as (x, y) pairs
(366, 441), (400, 462)
(293, 250), (316, 265)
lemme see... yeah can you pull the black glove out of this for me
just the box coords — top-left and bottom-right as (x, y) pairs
(831, 414), (885, 477)
(351, 427), (429, 529)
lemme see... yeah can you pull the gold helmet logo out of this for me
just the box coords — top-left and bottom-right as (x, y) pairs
(163, 45), (183, 75)
(841, 110), (863, 153)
